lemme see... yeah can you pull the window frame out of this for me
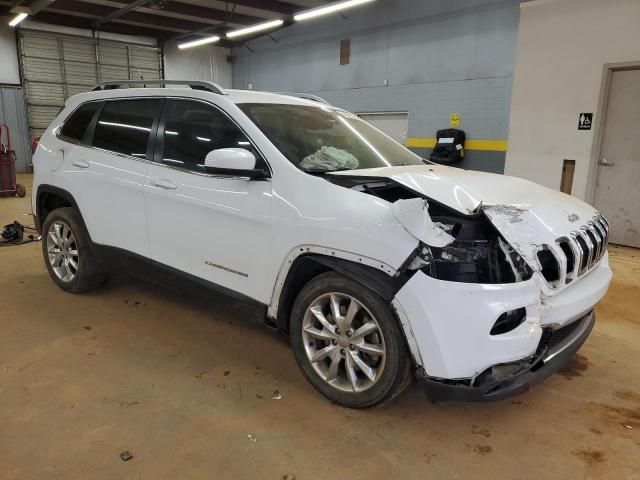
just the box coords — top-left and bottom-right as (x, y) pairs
(56, 96), (271, 178)
(89, 97), (163, 161)
(56, 100), (104, 146)
(56, 97), (164, 163)
(153, 97), (271, 179)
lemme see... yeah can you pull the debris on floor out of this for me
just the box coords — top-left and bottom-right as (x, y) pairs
(119, 451), (134, 462)
(123, 300), (146, 307)
(272, 390), (282, 400)
(247, 434), (257, 443)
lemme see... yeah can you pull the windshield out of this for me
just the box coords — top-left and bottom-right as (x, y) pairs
(238, 103), (424, 172)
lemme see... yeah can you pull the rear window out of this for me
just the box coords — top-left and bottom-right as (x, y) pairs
(92, 99), (162, 159)
(59, 102), (101, 142)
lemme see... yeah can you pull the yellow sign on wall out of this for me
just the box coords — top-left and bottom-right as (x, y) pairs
(450, 113), (460, 127)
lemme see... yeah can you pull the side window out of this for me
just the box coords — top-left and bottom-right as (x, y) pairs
(92, 99), (161, 158)
(161, 100), (260, 172)
(59, 102), (101, 143)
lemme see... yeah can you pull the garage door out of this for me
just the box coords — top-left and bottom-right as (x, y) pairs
(18, 29), (162, 137)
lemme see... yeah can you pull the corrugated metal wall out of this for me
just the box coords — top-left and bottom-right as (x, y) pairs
(19, 29), (162, 138)
(0, 86), (31, 174)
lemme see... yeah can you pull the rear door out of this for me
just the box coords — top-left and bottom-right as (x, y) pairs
(143, 98), (273, 302)
(62, 97), (162, 257)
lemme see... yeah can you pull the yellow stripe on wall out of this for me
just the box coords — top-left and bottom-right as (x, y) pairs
(406, 137), (508, 152)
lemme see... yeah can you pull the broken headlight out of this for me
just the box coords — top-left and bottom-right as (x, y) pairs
(409, 213), (532, 284)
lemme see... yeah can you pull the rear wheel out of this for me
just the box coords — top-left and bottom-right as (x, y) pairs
(42, 207), (107, 293)
(290, 272), (412, 408)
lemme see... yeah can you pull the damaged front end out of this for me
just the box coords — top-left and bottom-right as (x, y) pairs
(392, 198), (533, 284)
(328, 174), (532, 285)
(324, 170), (611, 402)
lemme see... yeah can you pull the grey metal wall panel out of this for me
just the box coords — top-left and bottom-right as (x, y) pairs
(18, 29), (161, 156)
(0, 87), (32, 173)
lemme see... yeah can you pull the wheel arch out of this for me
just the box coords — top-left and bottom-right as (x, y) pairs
(269, 247), (404, 334)
(36, 185), (89, 239)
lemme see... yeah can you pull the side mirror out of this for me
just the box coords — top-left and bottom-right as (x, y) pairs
(204, 148), (268, 179)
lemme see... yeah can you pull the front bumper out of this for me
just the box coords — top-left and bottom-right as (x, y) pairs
(418, 310), (595, 402)
(391, 251), (611, 403)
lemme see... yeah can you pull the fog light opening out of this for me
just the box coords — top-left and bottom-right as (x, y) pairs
(490, 307), (527, 335)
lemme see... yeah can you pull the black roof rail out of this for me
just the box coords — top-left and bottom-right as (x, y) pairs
(275, 92), (331, 105)
(93, 80), (226, 95)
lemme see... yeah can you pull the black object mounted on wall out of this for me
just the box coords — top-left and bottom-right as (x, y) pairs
(429, 128), (466, 165)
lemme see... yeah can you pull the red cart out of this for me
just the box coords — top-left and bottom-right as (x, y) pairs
(0, 123), (26, 198)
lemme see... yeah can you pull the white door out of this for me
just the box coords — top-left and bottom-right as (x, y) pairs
(63, 98), (161, 257)
(594, 68), (640, 248)
(143, 99), (273, 302)
(357, 112), (409, 146)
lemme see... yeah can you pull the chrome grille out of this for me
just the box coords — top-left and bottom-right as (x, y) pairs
(537, 214), (609, 287)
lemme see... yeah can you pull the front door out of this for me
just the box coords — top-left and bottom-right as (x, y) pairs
(594, 68), (640, 247)
(143, 99), (273, 302)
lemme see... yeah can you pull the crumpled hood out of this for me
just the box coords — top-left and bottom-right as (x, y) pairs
(329, 164), (600, 265)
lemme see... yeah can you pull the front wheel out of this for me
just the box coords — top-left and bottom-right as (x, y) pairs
(290, 272), (412, 408)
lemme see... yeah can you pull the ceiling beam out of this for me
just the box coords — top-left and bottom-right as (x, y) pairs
(93, 0), (150, 28)
(30, 10), (175, 38)
(200, 0), (299, 16)
(123, 0), (266, 26)
(46, 0), (219, 32)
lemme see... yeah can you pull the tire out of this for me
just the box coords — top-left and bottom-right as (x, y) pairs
(41, 207), (107, 293)
(290, 271), (412, 408)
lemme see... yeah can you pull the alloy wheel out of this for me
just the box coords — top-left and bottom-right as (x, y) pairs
(302, 292), (386, 392)
(47, 221), (79, 283)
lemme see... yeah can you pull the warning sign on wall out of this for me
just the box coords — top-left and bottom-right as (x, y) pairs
(450, 113), (460, 127)
(578, 113), (593, 131)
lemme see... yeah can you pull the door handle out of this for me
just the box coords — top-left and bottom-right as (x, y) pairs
(72, 160), (89, 169)
(150, 178), (177, 190)
(599, 158), (614, 167)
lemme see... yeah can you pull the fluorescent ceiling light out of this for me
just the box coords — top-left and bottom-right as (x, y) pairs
(227, 19), (284, 39)
(294, 0), (374, 22)
(178, 35), (220, 50)
(9, 13), (28, 27)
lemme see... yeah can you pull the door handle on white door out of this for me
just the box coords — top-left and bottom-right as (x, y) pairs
(599, 158), (615, 166)
(150, 178), (177, 190)
(72, 160), (89, 168)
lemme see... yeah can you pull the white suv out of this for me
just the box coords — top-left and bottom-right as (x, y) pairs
(32, 80), (612, 407)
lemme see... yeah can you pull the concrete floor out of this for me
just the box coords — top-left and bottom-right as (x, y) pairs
(1, 174), (639, 480)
